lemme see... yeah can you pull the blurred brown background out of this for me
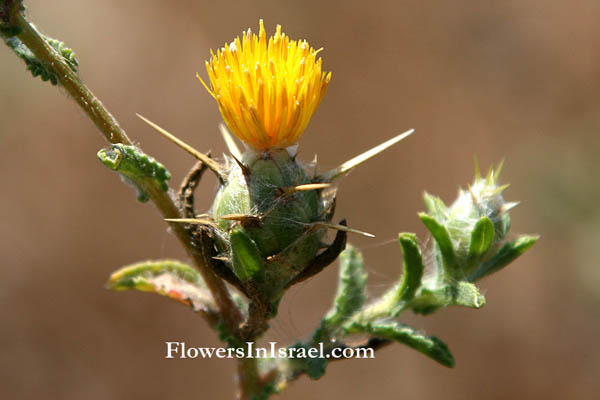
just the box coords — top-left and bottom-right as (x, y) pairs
(1, 0), (599, 399)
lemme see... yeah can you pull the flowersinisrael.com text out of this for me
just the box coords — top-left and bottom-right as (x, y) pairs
(165, 342), (375, 360)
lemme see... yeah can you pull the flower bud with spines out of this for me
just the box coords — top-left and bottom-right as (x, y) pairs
(211, 148), (331, 312)
(183, 20), (336, 315)
(420, 163), (523, 282)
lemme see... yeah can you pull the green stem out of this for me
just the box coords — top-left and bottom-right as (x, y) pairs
(237, 357), (261, 400)
(4, 3), (242, 336)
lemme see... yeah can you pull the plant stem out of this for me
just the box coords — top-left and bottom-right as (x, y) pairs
(4, 4), (268, 397)
(237, 356), (261, 400)
(6, 4), (242, 336)
(13, 12), (131, 145)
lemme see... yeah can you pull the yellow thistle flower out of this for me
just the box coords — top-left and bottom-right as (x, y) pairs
(199, 20), (331, 150)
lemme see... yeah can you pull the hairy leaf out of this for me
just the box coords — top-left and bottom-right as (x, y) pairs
(230, 228), (265, 281)
(423, 192), (447, 221)
(419, 213), (457, 272)
(2, 31), (78, 85)
(396, 233), (424, 302)
(107, 260), (214, 312)
(97, 144), (171, 201)
(468, 216), (495, 260)
(468, 235), (539, 282)
(316, 245), (367, 340)
(347, 322), (454, 367)
(411, 281), (486, 314)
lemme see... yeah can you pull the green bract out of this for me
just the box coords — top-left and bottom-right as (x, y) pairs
(211, 149), (331, 312)
(421, 163), (518, 281)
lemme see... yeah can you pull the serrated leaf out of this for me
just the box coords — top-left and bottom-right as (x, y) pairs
(468, 235), (539, 282)
(321, 245), (368, 329)
(411, 282), (486, 314)
(230, 229), (265, 281)
(45, 37), (78, 72)
(347, 322), (454, 367)
(2, 32), (78, 85)
(107, 260), (215, 312)
(97, 144), (171, 202)
(396, 233), (424, 302)
(419, 213), (457, 272)
(468, 216), (495, 260)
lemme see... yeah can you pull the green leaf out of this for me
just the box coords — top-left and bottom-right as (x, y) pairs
(252, 382), (278, 400)
(305, 356), (328, 380)
(419, 213), (457, 272)
(285, 343), (328, 380)
(106, 260), (214, 312)
(97, 144), (171, 202)
(2, 33), (78, 85)
(423, 192), (447, 220)
(331, 245), (368, 320)
(411, 282), (486, 314)
(230, 228), (265, 281)
(45, 37), (78, 72)
(396, 233), (424, 302)
(468, 235), (539, 282)
(347, 322), (454, 367)
(468, 216), (495, 260)
(320, 245), (368, 329)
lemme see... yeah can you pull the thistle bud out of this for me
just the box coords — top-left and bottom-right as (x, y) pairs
(211, 148), (332, 312)
(198, 21), (336, 313)
(420, 163), (520, 281)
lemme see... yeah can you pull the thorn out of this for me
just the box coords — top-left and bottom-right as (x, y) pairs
(218, 213), (261, 222)
(493, 183), (510, 195)
(495, 159), (505, 181)
(219, 123), (242, 159)
(230, 153), (251, 179)
(137, 114), (224, 180)
(286, 144), (299, 159)
(212, 256), (230, 262)
(164, 218), (219, 228)
(501, 201), (520, 213)
(195, 213), (213, 219)
(311, 222), (375, 238)
(311, 154), (318, 177)
(319, 129), (414, 182)
(322, 194), (337, 222)
(468, 185), (479, 204)
(473, 156), (481, 180)
(277, 183), (331, 196)
(485, 164), (494, 183)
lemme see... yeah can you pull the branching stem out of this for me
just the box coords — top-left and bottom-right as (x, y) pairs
(3, 4), (243, 338)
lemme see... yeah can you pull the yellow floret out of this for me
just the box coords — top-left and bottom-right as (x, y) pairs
(199, 20), (331, 150)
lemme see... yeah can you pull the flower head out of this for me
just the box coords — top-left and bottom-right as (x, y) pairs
(200, 20), (331, 150)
